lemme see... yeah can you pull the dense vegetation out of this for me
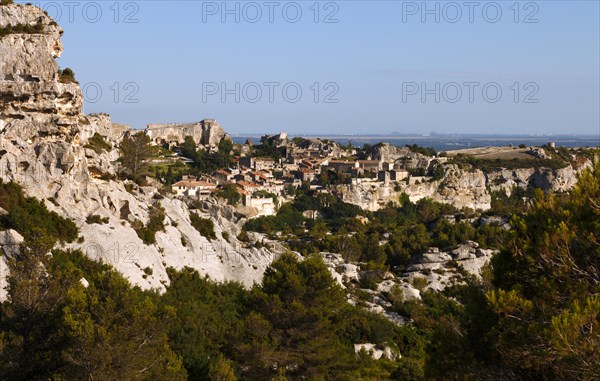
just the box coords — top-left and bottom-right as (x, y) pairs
(132, 204), (166, 244)
(0, 245), (186, 380)
(161, 254), (417, 380)
(190, 213), (217, 240)
(216, 183), (241, 205)
(245, 186), (507, 273)
(182, 136), (235, 174)
(252, 137), (286, 159)
(86, 214), (109, 224)
(1, 162), (598, 379)
(0, 181), (78, 243)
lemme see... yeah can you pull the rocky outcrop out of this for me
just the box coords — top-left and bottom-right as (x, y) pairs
(320, 241), (495, 325)
(486, 168), (535, 196)
(145, 119), (228, 147)
(0, 4), (83, 141)
(403, 241), (496, 292)
(321, 241), (496, 325)
(487, 164), (584, 196)
(354, 344), (400, 361)
(0, 3), (280, 299)
(337, 160), (586, 212)
(335, 164), (491, 211)
(436, 164), (490, 209)
(370, 143), (411, 164)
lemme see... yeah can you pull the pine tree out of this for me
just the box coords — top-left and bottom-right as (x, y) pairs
(0, 229), (72, 380)
(235, 253), (355, 380)
(487, 165), (600, 379)
(56, 250), (186, 380)
(119, 133), (154, 183)
(209, 354), (238, 381)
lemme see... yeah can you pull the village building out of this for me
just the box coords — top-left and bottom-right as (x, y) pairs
(172, 179), (217, 197)
(236, 180), (263, 194)
(328, 160), (359, 173)
(357, 160), (383, 173)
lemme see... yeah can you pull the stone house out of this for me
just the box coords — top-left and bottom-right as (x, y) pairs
(172, 179), (217, 197)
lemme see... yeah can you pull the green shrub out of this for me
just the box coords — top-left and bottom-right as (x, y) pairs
(58, 68), (77, 84)
(86, 214), (109, 224)
(133, 204), (165, 245)
(0, 181), (78, 243)
(1, 0), (14, 6)
(243, 203), (304, 234)
(406, 144), (436, 157)
(84, 133), (111, 154)
(0, 20), (44, 39)
(190, 213), (216, 240)
(216, 183), (241, 205)
(359, 272), (381, 290)
(410, 277), (428, 291)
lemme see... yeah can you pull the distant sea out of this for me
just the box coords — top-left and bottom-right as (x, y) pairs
(231, 134), (600, 152)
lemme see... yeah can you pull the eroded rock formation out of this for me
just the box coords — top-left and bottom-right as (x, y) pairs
(145, 119), (228, 147)
(0, 3), (281, 298)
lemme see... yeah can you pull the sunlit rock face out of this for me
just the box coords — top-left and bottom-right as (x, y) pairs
(0, 4), (282, 299)
(0, 4), (83, 141)
(145, 120), (228, 147)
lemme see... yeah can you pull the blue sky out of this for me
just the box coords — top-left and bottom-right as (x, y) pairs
(23, 1), (600, 135)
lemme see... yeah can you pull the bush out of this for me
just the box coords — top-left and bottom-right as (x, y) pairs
(0, 20), (44, 39)
(58, 68), (77, 84)
(406, 144), (436, 157)
(190, 213), (217, 240)
(0, 181), (78, 243)
(84, 133), (111, 154)
(86, 214), (109, 224)
(133, 204), (165, 245)
(0, 0), (14, 6)
(243, 203), (304, 234)
(410, 277), (428, 291)
(216, 183), (241, 205)
(392, 358), (425, 381)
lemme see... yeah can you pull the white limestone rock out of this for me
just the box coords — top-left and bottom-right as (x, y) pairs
(354, 343), (400, 361)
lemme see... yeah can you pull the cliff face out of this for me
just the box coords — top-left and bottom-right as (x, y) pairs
(0, 5), (83, 141)
(336, 162), (586, 212)
(335, 164), (491, 211)
(0, 4), (280, 296)
(436, 164), (490, 210)
(145, 119), (228, 147)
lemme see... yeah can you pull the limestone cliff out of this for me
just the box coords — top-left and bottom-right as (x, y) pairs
(0, 5), (82, 141)
(335, 160), (587, 212)
(145, 119), (228, 147)
(0, 3), (280, 297)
